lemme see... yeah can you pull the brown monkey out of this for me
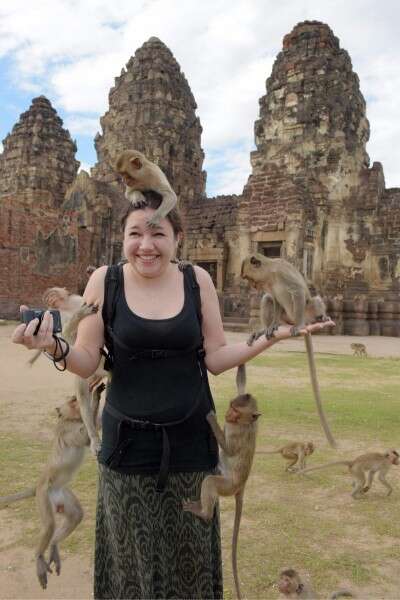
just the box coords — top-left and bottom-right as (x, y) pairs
(115, 149), (177, 227)
(278, 569), (354, 598)
(28, 288), (106, 455)
(183, 366), (260, 600)
(260, 442), (315, 471)
(350, 343), (367, 357)
(0, 387), (104, 589)
(299, 450), (399, 498)
(241, 253), (336, 448)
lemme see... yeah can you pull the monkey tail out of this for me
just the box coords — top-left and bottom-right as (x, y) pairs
(304, 333), (337, 448)
(27, 349), (42, 367)
(236, 364), (246, 396)
(232, 489), (244, 600)
(329, 590), (354, 599)
(0, 487), (36, 508)
(299, 461), (352, 475)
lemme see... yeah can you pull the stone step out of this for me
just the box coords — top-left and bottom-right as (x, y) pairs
(223, 321), (250, 333)
(223, 316), (248, 324)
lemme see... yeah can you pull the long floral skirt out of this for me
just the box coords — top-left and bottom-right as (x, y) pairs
(94, 464), (223, 599)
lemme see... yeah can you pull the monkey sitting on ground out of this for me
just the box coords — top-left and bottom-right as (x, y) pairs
(115, 149), (177, 227)
(350, 343), (367, 357)
(259, 442), (315, 472)
(299, 450), (399, 498)
(183, 364), (260, 600)
(278, 568), (354, 598)
(28, 288), (107, 455)
(0, 386), (104, 589)
(241, 253), (336, 448)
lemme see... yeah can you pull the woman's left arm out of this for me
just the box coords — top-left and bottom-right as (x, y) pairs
(194, 266), (334, 376)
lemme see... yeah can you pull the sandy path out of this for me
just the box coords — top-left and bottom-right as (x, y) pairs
(0, 323), (398, 599)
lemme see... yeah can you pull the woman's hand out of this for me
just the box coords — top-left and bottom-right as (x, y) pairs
(11, 306), (56, 352)
(273, 319), (336, 341)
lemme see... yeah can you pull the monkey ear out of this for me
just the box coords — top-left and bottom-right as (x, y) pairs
(130, 157), (142, 170)
(250, 256), (261, 267)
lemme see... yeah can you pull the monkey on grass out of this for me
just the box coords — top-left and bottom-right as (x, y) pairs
(350, 342), (367, 357)
(241, 253), (336, 448)
(278, 568), (354, 598)
(259, 441), (315, 471)
(183, 364), (260, 600)
(115, 149), (177, 228)
(0, 386), (104, 589)
(299, 450), (399, 498)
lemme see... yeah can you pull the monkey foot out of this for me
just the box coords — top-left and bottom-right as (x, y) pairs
(182, 499), (204, 517)
(48, 545), (61, 576)
(36, 555), (52, 589)
(265, 325), (278, 340)
(290, 326), (300, 337)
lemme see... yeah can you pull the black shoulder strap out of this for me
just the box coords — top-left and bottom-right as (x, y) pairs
(181, 263), (202, 327)
(102, 264), (123, 362)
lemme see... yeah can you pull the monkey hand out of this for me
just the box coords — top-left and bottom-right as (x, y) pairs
(206, 411), (217, 423)
(125, 188), (146, 207)
(12, 306), (55, 352)
(90, 435), (102, 456)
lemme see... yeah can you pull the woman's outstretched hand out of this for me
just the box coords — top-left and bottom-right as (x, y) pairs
(11, 306), (55, 351)
(272, 318), (336, 341)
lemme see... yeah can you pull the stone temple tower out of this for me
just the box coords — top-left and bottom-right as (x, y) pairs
(0, 96), (80, 315)
(91, 37), (206, 213)
(244, 21), (380, 295)
(0, 96), (79, 206)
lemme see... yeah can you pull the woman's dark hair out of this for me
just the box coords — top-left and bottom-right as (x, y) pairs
(120, 190), (185, 238)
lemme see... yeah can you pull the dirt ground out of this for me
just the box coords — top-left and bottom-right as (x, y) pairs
(0, 322), (399, 599)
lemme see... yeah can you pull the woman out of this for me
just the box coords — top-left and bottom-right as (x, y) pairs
(12, 191), (333, 599)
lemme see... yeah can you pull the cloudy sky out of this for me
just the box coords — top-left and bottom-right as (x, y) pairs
(0, 0), (399, 196)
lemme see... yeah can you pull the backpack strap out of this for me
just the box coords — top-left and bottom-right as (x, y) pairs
(101, 263), (123, 371)
(179, 262), (203, 330)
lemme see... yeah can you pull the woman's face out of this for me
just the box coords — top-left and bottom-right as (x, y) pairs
(123, 208), (179, 278)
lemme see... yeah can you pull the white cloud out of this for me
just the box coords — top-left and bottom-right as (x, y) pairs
(0, 0), (400, 194)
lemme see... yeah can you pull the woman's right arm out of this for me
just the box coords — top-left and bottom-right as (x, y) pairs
(11, 266), (108, 379)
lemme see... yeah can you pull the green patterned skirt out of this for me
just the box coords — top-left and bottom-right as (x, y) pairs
(94, 464), (223, 599)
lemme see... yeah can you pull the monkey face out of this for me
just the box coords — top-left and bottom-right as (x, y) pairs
(241, 254), (266, 288)
(123, 209), (178, 278)
(43, 287), (69, 308)
(388, 450), (400, 465)
(56, 396), (81, 421)
(306, 442), (315, 455)
(277, 574), (296, 595)
(226, 395), (261, 424)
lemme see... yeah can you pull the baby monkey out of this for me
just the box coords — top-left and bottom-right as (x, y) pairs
(299, 450), (399, 498)
(183, 364), (260, 600)
(350, 343), (367, 357)
(115, 149), (177, 227)
(260, 441), (315, 472)
(278, 569), (354, 599)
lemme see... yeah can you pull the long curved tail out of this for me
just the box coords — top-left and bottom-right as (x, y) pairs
(299, 461), (351, 475)
(236, 364), (246, 396)
(27, 349), (42, 367)
(0, 487), (36, 508)
(329, 590), (354, 599)
(232, 490), (244, 600)
(304, 332), (337, 448)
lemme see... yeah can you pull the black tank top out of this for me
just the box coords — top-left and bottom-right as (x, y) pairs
(98, 265), (219, 474)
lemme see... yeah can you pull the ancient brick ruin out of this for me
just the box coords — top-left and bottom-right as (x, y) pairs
(1, 23), (399, 335)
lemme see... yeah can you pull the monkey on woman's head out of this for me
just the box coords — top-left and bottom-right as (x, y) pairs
(115, 149), (177, 228)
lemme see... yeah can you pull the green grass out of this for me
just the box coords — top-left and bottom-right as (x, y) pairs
(1, 352), (399, 597)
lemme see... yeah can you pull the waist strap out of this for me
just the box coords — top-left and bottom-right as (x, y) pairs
(104, 354), (205, 492)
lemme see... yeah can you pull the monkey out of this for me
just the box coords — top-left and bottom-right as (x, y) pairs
(241, 253), (336, 448)
(183, 365), (260, 600)
(299, 450), (399, 498)
(259, 442), (315, 472)
(278, 569), (354, 598)
(115, 149), (177, 227)
(350, 342), (367, 357)
(0, 386), (104, 589)
(28, 287), (106, 455)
